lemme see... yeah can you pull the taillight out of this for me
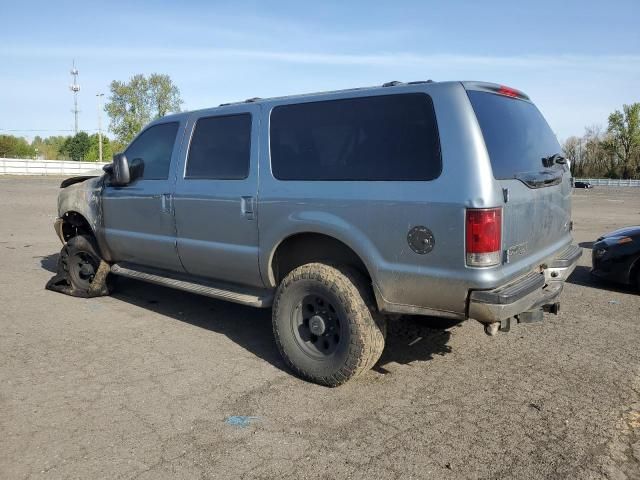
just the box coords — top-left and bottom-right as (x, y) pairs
(466, 208), (502, 267)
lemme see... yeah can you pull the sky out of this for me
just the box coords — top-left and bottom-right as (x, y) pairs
(1, 0), (639, 142)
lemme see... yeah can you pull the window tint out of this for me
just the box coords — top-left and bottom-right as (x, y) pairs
(270, 94), (441, 181)
(125, 122), (179, 180)
(186, 114), (251, 179)
(468, 91), (561, 179)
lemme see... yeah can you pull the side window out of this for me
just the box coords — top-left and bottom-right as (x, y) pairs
(186, 113), (252, 179)
(270, 93), (441, 181)
(125, 122), (179, 180)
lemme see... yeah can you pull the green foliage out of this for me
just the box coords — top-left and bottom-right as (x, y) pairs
(0, 135), (36, 158)
(31, 135), (69, 160)
(105, 73), (183, 145)
(1, 133), (120, 162)
(60, 132), (91, 161)
(606, 103), (640, 179)
(85, 134), (113, 162)
(564, 103), (640, 179)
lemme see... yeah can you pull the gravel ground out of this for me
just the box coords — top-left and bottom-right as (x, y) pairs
(0, 177), (639, 480)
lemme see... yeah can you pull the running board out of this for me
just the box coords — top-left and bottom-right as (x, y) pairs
(110, 263), (273, 308)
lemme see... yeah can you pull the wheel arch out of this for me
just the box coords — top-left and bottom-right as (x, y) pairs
(628, 254), (640, 288)
(59, 211), (96, 243)
(267, 231), (376, 290)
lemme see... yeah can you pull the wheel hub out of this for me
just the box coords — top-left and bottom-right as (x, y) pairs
(293, 294), (343, 358)
(309, 315), (326, 335)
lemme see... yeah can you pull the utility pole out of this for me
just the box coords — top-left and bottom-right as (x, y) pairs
(96, 93), (104, 162)
(69, 61), (80, 134)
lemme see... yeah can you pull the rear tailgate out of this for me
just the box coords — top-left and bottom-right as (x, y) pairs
(465, 83), (573, 265)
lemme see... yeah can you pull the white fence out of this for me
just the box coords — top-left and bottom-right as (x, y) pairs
(576, 178), (640, 187)
(0, 158), (107, 176)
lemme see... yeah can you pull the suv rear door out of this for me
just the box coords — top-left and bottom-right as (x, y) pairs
(172, 104), (263, 287)
(465, 83), (573, 265)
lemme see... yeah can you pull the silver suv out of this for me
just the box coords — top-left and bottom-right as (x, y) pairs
(53, 80), (581, 386)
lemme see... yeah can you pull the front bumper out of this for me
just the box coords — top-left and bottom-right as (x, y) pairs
(468, 243), (582, 323)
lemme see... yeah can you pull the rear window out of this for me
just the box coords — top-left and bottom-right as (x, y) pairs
(468, 91), (561, 179)
(186, 114), (251, 179)
(270, 93), (441, 181)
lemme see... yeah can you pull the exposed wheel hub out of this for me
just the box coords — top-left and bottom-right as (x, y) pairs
(308, 315), (326, 335)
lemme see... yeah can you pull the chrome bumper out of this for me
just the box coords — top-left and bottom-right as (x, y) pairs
(468, 243), (582, 324)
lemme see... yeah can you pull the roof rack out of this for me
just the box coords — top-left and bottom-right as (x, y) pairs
(218, 97), (263, 107)
(382, 79), (434, 87)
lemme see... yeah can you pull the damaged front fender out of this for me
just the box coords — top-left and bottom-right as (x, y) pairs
(56, 175), (113, 261)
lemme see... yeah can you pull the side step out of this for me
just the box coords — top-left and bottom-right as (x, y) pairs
(110, 263), (273, 308)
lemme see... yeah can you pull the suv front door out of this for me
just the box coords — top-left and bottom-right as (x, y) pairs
(102, 120), (186, 272)
(172, 105), (263, 287)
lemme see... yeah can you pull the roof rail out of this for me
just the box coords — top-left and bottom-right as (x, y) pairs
(218, 97), (263, 107)
(407, 79), (434, 84)
(382, 80), (404, 87)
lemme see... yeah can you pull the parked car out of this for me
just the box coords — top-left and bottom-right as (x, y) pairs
(52, 80), (581, 386)
(574, 181), (593, 189)
(592, 226), (640, 290)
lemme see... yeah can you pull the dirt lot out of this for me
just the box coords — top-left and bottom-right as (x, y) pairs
(0, 177), (639, 480)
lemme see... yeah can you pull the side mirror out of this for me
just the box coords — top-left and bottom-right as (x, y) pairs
(104, 153), (130, 186)
(128, 157), (145, 182)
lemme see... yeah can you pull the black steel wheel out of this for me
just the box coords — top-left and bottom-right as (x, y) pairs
(293, 293), (344, 358)
(59, 235), (105, 294)
(63, 250), (99, 290)
(272, 263), (386, 387)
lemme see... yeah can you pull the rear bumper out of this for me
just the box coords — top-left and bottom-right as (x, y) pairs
(468, 243), (581, 323)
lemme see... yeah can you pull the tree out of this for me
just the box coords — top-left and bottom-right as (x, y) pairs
(31, 135), (69, 160)
(562, 136), (581, 176)
(85, 133), (113, 162)
(606, 103), (640, 179)
(0, 135), (36, 158)
(105, 73), (183, 145)
(60, 132), (91, 161)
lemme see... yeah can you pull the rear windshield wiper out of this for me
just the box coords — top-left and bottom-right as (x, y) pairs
(541, 153), (567, 168)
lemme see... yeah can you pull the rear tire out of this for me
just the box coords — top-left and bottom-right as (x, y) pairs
(272, 263), (386, 386)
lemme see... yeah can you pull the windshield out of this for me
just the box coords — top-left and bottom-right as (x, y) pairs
(468, 90), (561, 180)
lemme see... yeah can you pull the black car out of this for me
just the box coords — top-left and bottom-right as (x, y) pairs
(592, 226), (640, 290)
(574, 181), (593, 189)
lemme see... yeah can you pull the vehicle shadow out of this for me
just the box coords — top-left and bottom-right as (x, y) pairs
(106, 277), (456, 377)
(566, 265), (635, 294)
(37, 253), (59, 273)
(374, 316), (456, 374)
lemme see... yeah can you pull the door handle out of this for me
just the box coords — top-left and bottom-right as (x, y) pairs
(240, 196), (255, 220)
(161, 193), (173, 214)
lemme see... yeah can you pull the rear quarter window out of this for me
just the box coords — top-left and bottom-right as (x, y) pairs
(270, 93), (441, 181)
